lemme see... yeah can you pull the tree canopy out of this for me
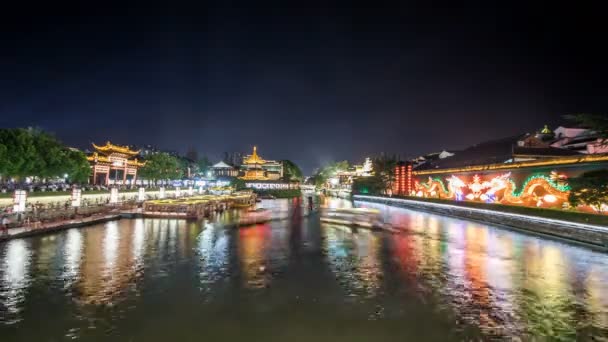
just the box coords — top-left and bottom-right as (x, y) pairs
(197, 156), (212, 175)
(352, 175), (386, 195)
(0, 128), (91, 183)
(372, 155), (398, 191)
(312, 160), (349, 187)
(281, 160), (303, 181)
(568, 169), (608, 212)
(139, 152), (183, 183)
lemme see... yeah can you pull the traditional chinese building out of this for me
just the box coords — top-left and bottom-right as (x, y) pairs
(239, 146), (283, 180)
(87, 142), (145, 185)
(211, 161), (239, 177)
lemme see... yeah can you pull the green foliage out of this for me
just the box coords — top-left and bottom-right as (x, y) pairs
(64, 149), (91, 183)
(352, 175), (386, 195)
(281, 160), (303, 181)
(197, 156), (212, 175)
(568, 169), (608, 212)
(0, 128), (91, 182)
(139, 152), (183, 183)
(230, 177), (247, 190)
(371, 155), (398, 191)
(312, 160), (350, 187)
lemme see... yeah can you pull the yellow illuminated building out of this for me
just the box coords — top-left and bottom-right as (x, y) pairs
(87, 141), (145, 185)
(239, 146), (283, 181)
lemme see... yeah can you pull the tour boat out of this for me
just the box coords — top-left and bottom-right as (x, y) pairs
(237, 208), (272, 226)
(320, 208), (385, 229)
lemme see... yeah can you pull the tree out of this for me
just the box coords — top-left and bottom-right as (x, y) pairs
(231, 177), (246, 190)
(197, 156), (212, 176)
(568, 170), (608, 212)
(281, 160), (303, 181)
(185, 146), (198, 162)
(372, 155), (398, 192)
(0, 128), (90, 184)
(352, 175), (385, 195)
(64, 149), (91, 184)
(0, 128), (38, 180)
(311, 160), (350, 188)
(139, 152), (183, 185)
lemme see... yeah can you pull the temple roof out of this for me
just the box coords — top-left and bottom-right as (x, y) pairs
(243, 146), (266, 164)
(414, 134), (581, 171)
(92, 141), (140, 156)
(87, 154), (145, 167)
(212, 161), (234, 169)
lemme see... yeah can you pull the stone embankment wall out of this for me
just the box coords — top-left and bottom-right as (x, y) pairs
(354, 195), (608, 251)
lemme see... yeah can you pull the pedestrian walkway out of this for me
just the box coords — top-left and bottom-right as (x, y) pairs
(0, 213), (124, 241)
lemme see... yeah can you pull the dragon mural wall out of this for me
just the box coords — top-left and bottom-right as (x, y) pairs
(413, 171), (571, 209)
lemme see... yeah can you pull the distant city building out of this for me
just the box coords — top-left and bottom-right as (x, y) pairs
(137, 144), (160, 157)
(335, 157), (374, 187)
(239, 146), (283, 181)
(87, 142), (145, 185)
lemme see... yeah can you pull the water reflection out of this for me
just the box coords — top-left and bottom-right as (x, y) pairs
(196, 222), (229, 288)
(0, 240), (31, 321)
(355, 200), (608, 339)
(323, 225), (383, 299)
(63, 229), (83, 288)
(0, 200), (606, 340)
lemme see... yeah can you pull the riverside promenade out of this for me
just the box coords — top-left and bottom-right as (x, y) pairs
(0, 212), (128, 241)
(354, 194), (608, 251)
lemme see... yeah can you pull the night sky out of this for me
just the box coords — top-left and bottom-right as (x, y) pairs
(1, 3), (606, 174)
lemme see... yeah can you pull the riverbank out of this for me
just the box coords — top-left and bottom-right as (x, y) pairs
(354, 194), (608, 251)
(0, 189), (179, 207)
(0, 212), (128, 242)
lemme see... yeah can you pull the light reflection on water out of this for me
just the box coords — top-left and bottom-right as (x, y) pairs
(0, 199), (605, 340)
(356, 200), (608, 339)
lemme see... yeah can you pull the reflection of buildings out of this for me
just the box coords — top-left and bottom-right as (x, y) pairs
(87, 142), (145, 185)
(322, 223), (382, 296)
(237, 224), (271, 288)
(239, 146), (283, 180)
(77, 221), (142, 305)
(1, 240), (31, 316)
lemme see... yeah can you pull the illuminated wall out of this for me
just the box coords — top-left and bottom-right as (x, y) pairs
(411, 162), (608, 212)
(393, 162), (413, 196)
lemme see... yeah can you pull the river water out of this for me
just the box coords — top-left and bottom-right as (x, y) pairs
(0, 198), (607, 341)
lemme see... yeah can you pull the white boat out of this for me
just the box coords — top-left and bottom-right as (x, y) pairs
(237, 208), (272, 226)
(320, 208), (385, 229)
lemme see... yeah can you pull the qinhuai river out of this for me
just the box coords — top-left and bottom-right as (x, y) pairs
(1, 198), (607, 341)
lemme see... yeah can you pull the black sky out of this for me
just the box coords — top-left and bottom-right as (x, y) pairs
(1, 2), (606, 174)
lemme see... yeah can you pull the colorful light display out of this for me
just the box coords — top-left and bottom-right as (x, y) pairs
(393, 163), (413, 196)
(414, 170), (571, 209)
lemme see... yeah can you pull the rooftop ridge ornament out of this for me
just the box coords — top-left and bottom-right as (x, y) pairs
(243, 145), (266, 164)
(92, 141), (140, 155)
